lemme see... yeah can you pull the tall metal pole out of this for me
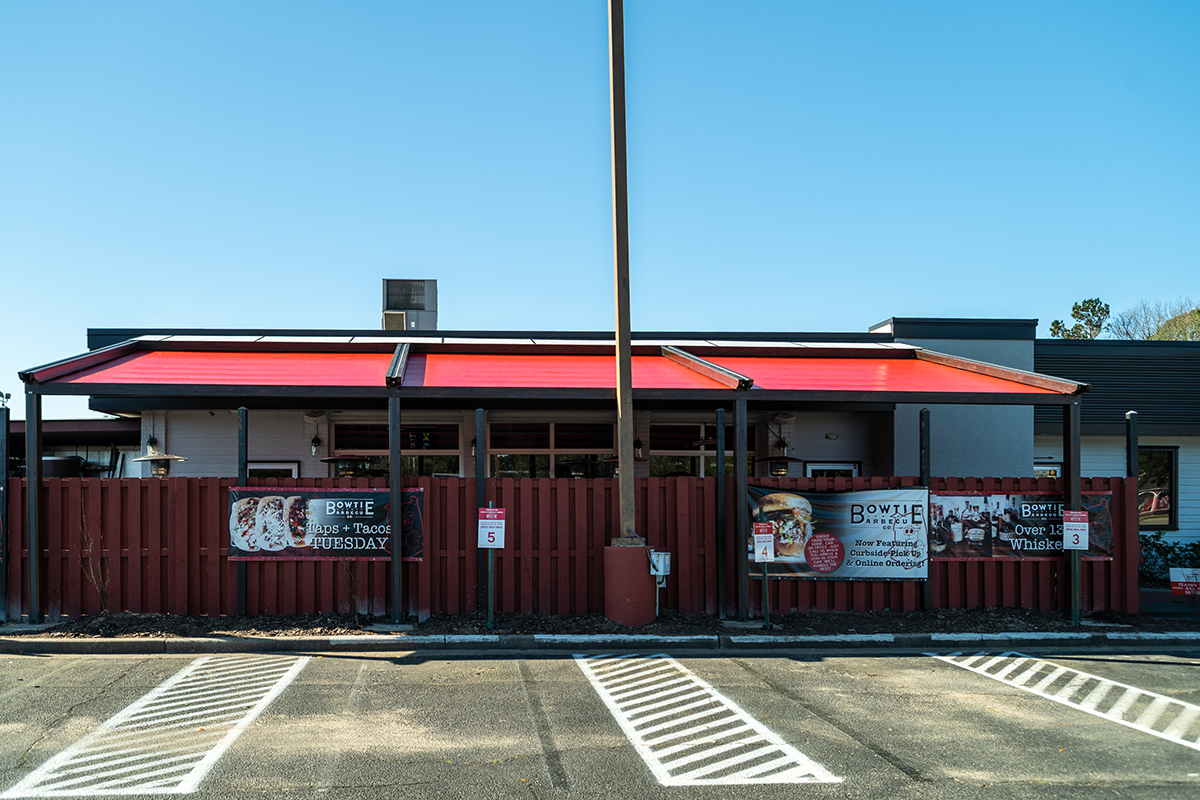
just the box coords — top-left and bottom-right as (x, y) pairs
(237, 407), (248, 617)
(715, 408), (727, 619)
(388, 396), (404, 623)
(609, 0), (637, 547)
(735, 396), (748, 620)
(25, 390), (42, 624)
(0, 405), (9, 623)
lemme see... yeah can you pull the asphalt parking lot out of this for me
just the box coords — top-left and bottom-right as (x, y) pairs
(1, 648), (1198, 799)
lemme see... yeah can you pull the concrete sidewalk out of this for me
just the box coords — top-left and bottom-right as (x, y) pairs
(2, 627), (1199, 655)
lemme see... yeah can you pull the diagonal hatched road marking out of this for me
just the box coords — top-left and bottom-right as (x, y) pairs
(931, 651), (1200, 752)
(3, 655), (309, 797)
(575, 654), (842, 786)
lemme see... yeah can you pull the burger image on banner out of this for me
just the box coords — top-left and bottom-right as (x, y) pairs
(757, 492), (813, 560)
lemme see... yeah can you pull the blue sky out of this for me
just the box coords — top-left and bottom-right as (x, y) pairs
(2, 1), (1198, 419)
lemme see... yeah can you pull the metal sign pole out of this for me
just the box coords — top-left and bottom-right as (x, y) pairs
(487, 501), (495, 631)
(761, 561), (770, 631)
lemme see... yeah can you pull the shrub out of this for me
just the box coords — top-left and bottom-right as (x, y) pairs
(1139, 531), (1200, 586)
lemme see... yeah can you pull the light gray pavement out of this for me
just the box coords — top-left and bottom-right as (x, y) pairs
(1, 648), (1198, 799)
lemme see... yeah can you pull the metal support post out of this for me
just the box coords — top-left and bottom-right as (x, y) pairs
(735, 396), (748, 620)
(0, 404), (9, 622)
(25, 391), (42, 624)
(237, 407), (248, 617)
(388, 396), (404, 623)
(715, 408), (727, 619)
(475, 408), (487, 610)
(1064, 402), (1082, 626)
(1125, 411), (1138, 479)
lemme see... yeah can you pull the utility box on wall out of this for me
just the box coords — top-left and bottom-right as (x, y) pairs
(383, 279), (438, 331)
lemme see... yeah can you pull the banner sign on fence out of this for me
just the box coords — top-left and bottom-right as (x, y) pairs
(929, 491), (1112, 560)
(227, 487), (424, 561)
(747, 487), (929, 580)
(1170, 568), (1200, 596)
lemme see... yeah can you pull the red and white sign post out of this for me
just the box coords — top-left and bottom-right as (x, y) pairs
(753, 522), (774, 630)
(1063, 510), (1089, 550)
(478, 506), (505, 630)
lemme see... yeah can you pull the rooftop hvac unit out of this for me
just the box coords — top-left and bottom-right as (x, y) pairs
(381, 279), (437, 330)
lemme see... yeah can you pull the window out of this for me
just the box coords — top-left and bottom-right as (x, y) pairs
(806, 462), (859, 478)
(248, 462), (299, 479)
(333, 423), (460, 453)
(331, 422), (461, 477)
(488, 422), (616, 478)
(1138, 447), (1177, 530)
(648, 424), (755, 478)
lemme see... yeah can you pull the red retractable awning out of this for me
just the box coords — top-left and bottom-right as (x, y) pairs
(58, 351), (395, 387)
(404, 354), (726, 389)
(709, 356), (1058, 394)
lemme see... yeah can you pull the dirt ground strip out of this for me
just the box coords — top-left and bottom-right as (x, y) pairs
(6, 605), (1199, 639)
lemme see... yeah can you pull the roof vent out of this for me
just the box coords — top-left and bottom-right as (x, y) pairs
(382, 279), (437, 330)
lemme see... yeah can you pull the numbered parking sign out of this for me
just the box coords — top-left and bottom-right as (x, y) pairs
(1063, 510), (1088, 550)
(478, 508), (505, 549)
(753, 522), (774, 563)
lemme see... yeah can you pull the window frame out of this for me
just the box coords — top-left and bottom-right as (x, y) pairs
(486, 422), (616, 478)
(248, 461), (300, 479)
(805, 461), (860, 478)
(1138, 446), (1178, 531)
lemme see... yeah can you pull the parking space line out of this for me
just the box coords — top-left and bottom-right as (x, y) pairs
(575, 654), (842, 786)
(2, 655), (309, 797)
(931, 651), (1200, 752)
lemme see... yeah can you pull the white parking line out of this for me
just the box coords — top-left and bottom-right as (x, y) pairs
(575, 654), (842, 786)
(931, 651), (1200, 752)
(3, 655), (309, 797)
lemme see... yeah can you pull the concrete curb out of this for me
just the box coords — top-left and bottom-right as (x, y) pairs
(3, 630), (1200, 655)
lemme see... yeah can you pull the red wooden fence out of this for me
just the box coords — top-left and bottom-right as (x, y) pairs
(2, 475), (1138, 622)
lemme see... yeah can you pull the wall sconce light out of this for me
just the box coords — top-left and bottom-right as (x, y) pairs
(471, 438), (477, 457)
(131, 436), (187, 478)
(311, 436), (322, 456)
(756, 432), (802, 478)
(634, 438), (644, 460)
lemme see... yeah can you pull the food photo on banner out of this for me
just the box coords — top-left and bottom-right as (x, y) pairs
(746, 487), (929, 581)
(227, 487), (424, 561)
(928, 492), (1113, 560)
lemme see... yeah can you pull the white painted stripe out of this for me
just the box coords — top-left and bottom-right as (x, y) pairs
(930, 632), (1091, 641)
(2, 656), (309, 797)
(729, 634), (892, 644)
(931, 652), (1200, 753)
(575, 654), (841, 786)
(621, 689), (709, 715)
(994, 657), (1031, 680)
(1135, 696), (1173, 728)
(1079, 681), (1115, 711)
(1105, 632), (1200, 640)
(1163, 705), (1200, 739)
(536, 634), (716, 644)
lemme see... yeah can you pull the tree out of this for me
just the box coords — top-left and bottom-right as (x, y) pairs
(1050, 298), (1109, 339)
(1109, 297), (1200, 341)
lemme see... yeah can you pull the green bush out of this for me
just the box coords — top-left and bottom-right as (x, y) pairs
(1139, 531), (1200, 586)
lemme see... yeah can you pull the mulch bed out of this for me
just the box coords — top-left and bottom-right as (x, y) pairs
(7, 605), (1199, 639)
